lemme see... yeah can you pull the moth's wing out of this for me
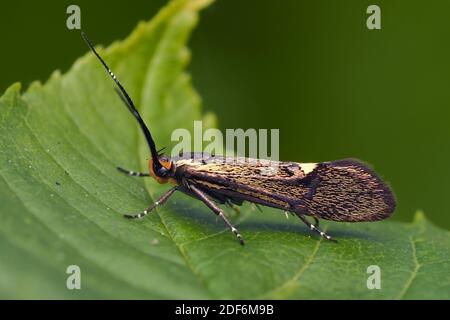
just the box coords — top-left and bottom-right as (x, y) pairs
(175, 156), (313, 210)
(299, 159), (396, 222)
(175, 156), (396, 222)
(174, 155), (249, 205)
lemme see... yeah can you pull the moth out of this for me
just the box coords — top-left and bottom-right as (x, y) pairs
(82, 32), (396, 245)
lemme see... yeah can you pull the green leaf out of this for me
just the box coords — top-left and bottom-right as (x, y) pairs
(0, 0), (449, 299)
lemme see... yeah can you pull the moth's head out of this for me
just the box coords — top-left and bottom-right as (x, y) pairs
(148, 155), (175, 184)
(81, 32), (175, 185)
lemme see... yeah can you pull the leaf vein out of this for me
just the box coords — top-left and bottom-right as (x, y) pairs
(260, 230), (326, 299)
(395, 236), (422, 299)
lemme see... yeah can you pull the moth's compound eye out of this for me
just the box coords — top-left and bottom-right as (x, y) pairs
(156, 166), (168, 177)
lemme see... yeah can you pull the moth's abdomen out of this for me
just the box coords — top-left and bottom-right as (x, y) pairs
(303, 159), (396, 222)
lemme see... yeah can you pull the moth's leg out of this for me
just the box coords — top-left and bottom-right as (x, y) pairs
(226, 200), (241, 216)
(295, 213), (336, 242)
(189, 184), (245, 245)
(124, 187), (177, 219)
(251, 203), (263, 213)
(117, 166), (150, 177)
(312, 216), (320, 228)
(283, 211), (291, 219)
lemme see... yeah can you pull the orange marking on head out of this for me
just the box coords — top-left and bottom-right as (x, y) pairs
(148, 159), (176, 184)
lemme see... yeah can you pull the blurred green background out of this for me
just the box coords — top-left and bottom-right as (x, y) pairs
(1, 0), (449, 229)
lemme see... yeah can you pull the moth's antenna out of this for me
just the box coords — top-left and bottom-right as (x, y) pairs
(81, 31), (164, 173)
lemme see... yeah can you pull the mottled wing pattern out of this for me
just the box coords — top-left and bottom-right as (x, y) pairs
(301, 159), (396, 221)
(174, 155), (312, 208)
(174, 154), (395, 222)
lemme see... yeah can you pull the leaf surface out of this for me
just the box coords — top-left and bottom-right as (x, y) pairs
(0, 0), (448, 299)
